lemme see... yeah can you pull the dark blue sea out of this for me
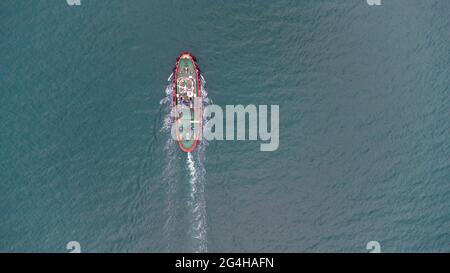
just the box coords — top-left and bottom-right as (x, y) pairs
(1, 0), (449, 252)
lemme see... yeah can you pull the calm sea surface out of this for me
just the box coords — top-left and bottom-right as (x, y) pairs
(1, 0), (449, 252)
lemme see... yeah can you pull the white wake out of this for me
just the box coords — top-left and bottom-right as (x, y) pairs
(160, 75), (211, 252)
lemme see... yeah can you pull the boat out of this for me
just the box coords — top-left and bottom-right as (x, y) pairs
(173, 52), (201, 153)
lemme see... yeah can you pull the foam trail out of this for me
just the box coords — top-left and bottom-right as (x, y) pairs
(161, 75), (211, 252)
(186, 152), (208, 252)
(186, 77), (210, 253)
(160, 83), (178, 251)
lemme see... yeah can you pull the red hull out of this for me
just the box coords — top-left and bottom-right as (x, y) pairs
(173, 52), (201, 153)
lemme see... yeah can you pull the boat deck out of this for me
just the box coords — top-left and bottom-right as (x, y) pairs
(175, 55), (200, 151)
